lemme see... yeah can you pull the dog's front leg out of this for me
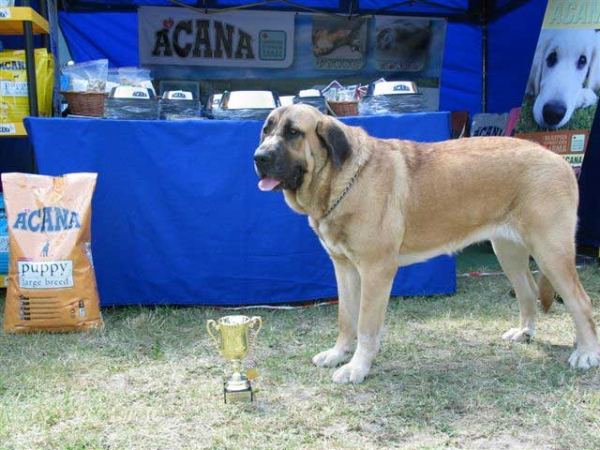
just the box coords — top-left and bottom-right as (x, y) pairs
(331, 262), (397, 384)
(313, 257), (360, 368)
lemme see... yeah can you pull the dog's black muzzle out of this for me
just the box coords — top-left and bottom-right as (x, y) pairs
(253, 149), (274, 177)
(253, 144), (306, 191)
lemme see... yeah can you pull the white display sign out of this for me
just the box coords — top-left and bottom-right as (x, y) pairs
(18, 260), (74, 289)
(138, 7), (295, 68)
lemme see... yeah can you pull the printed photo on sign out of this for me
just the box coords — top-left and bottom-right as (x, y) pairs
(514, 0), (600, 172)
(311, 16), (367, 70)
(516, 28), (600, 133)
(139, 11), (445, 114)
(374, 17), (433, 72)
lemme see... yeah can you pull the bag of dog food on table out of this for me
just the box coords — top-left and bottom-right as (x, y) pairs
(1, 173), (103, 333)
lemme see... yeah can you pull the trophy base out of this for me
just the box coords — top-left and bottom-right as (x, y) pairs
(224, 383), (254, 403)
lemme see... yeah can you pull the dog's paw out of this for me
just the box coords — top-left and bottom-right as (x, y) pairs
(579, 88), (598, 108)
(502, 327), (533, 343)
(332, 362), (369, 384)
(312, 348), (348, 368)
(568, 347), (600, 370)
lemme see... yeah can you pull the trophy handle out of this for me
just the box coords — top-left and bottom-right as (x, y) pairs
(249, 316), (262, 343)
(206, 319), (220, 346)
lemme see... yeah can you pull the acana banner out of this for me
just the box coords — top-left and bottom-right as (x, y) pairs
(139, 7), (295, 68)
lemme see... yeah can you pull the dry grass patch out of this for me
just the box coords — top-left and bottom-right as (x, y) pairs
(1, 265), (599, 449)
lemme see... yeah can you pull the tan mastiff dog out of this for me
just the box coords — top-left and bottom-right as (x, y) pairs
(253, 103), (600, 384)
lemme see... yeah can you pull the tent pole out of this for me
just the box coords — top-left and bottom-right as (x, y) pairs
(481, 0), (488, 113)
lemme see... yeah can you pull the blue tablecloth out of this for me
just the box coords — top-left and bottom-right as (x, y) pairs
(23, 113), (456, 306)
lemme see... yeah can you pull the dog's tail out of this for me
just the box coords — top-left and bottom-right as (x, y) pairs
(538, 271), (555, 313)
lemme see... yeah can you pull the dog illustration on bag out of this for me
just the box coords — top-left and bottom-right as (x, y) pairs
(40, 240), (50, 257)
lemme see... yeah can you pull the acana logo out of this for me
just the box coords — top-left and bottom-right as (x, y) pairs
(13, 207), (82, 232)
(0, 60), (27, 71)
(152, 19), (254, 60)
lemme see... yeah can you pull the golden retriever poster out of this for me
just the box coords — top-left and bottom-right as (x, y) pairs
(515, 0), (600, 172)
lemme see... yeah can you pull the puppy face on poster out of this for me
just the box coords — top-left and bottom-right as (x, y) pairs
(527, 28), (600, 129)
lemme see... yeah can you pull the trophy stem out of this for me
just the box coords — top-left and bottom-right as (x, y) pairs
(224, 359), (253, 403)
(226, 359), (251, 391)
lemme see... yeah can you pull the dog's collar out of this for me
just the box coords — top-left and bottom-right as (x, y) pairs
(321, 162), (364, 221)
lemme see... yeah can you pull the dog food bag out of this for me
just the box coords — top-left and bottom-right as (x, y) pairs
(0, 48), (54, 124)
(1, 173), (103, 333)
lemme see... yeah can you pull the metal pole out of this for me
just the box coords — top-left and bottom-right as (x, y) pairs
(481, 0), (488, 113)
(39, 0), (50, 50)
(20, 0), (39, 118)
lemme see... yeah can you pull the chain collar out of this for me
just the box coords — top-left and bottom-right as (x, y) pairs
(321, 163), (364, 221)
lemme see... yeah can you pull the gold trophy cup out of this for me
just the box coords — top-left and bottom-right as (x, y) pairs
(207, 315), (262, 403)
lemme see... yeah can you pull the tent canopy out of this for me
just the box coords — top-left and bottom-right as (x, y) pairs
(55, 0), (546, 116)
(57, 0), (531, 21)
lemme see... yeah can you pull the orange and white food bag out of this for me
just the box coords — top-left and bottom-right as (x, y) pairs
(1, 173), (103, 333)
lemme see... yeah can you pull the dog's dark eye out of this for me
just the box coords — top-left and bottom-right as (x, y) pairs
(578, 55), (587, 69)
(287, 128), (301, 137)
(546, 51), (557, 67)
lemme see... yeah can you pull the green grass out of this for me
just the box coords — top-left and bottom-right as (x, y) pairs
(1, 260), (599, 449)
(515, 93), (598, 133)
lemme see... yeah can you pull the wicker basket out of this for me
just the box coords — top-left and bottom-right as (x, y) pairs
(60, 91), (109, 117)
(327, 100), (359, 117)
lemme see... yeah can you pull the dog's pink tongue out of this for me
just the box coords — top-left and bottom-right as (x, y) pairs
(258, 177), (281, 191)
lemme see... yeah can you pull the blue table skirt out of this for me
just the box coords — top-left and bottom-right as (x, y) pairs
(24, 112), (456, 306)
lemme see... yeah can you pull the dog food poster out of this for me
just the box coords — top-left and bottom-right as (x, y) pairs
(310, 16), (446, 76)
(311, 16), (368, 70)
(373, 17), (435, 73)
(514, 0), (600, 170)
(139, 9), (446, 113)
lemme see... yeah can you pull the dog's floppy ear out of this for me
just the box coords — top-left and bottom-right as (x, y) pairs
(260, 116), (274, 143)
(585, 30), (600, 90)
(316, 116), (352, 170)
(527, 32), (549, 95)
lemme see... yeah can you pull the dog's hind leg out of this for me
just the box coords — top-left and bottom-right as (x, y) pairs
(492, 238), (538, 343)
(529, 239), (600, 369)
(313, 256), (360, 368)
